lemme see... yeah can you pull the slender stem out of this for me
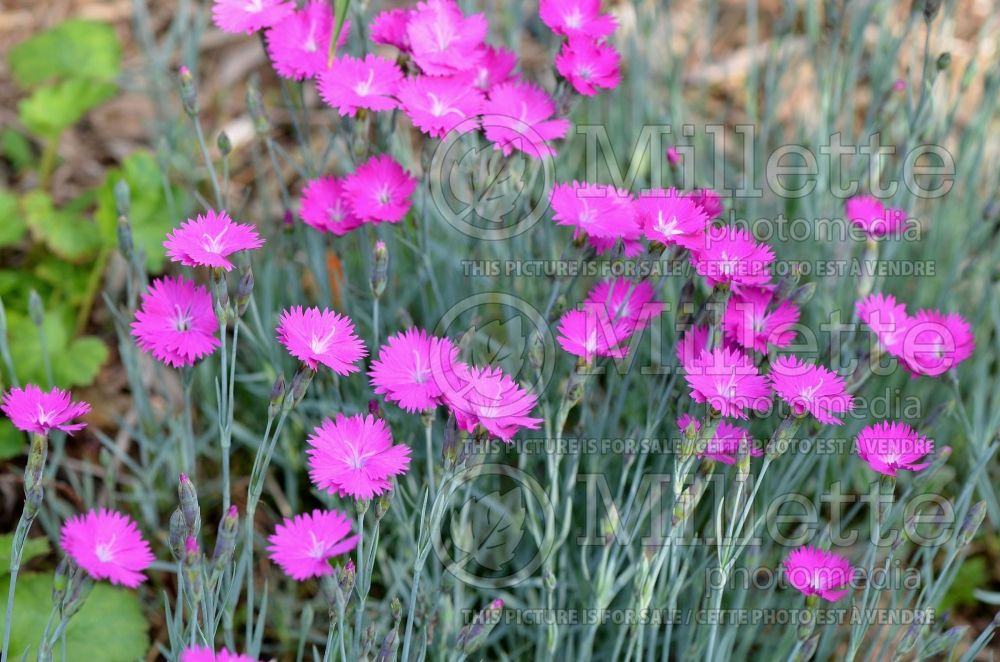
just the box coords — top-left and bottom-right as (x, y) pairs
(352, 510), (366, 656)
(424, 419), (435, 495)
(192, 115), (223, 210)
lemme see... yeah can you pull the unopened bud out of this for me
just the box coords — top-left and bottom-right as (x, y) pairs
(235, 267), (254, 317)
(269, 374), (286, 418)
(371, 240), (389, 300)
(339, 559), (356, 597)
(246, 79), (270, 135)
(958, 501), (987, 547)
(456, 599), (504, 654)
(169, 508), (187, 560)
(28, 290), (45, 327)
(217, 131), (232, 158)
(936, 52), (951, 71)
(789, 282), (817, 306)
(117, 216), (134, 260)
(179, 66), (198, 116)
(285, 365), (315, 410)
(113, 180), (130, 218)
(178, 473), (201, 536)
(212, 505), (239, 567)
(374, 489), (392, 521)
(374, 625), (399, 662)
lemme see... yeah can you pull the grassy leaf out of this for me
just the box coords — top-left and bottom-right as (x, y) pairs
(0, 531), (50, 571)
(8, 20), (121, 89)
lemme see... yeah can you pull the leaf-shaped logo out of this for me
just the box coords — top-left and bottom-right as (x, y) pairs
(465, 315), (527, 376)
(449, 143), (527, 224)
(450, 488), (526, 572)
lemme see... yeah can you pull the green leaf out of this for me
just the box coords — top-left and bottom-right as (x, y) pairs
(95, 151), (182, 272)
(0, 530), (50, 571)
(6, 311), (108, 389)
(22, 191), (104, 261)
(0, 573), (149, 661)
(56, 337), (109, 388)
(0, 192), (26, 247)
(0, 421), (25, 461)
(1, 129), (36, 172)
(18, 79), (117, 139)
(8, 20), (121, 89)
(938, 556), (987, 611)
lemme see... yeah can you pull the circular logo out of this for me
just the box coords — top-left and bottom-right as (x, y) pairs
(428, 115), (555, 240)
(431, 463), (555, 588)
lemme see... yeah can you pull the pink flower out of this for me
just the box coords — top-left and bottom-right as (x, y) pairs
(677, 417), (761, 464)
(856, 421), (934, 477)
(482, 81), (570, 159)
(318, 54), (403, 116)
(407, 0), (488, 75)
(306, 414), (411, 500)
(639, 189), (709, 250)
(212, 0), (293, 34)
(60, 509), (155, 588)
(397, 75), (484, 138)
(665, 146), (681, 165)
(267, 509), (359, 580)
(276, 306), (366, 374)
(441, 364), (543, 441)
(132, 276), (221, 368)
(467, 45), (518, 91)
(181, 647), (259, 662)
(368, 329), (459, 412)
(265, 1), (350, 80)
(688, 188), (724, 219)
(556, 309), (630, 362)
(299, 176), (364, 236)
(550, 182), (638, 240)
(539, 0), (617, 39)
(164, 209), (264, 271)
(585, 278), (664, 331)
(370, 8), (413, 51)
(784, 546), (852, 602)
(555, 39), (620, 96)
(1, 385), (90, 436)
(856, 293), (909, 356)
(900, 310), (975, 377)
(682, 346), (771, 419)
(676, 325), (710, 367)
(844, 195), (906, 238)
(690, 225), (774, 287)
(723, 286), (799, 353)
(342, 154), (418, 223)
(769, 355), (853, 425)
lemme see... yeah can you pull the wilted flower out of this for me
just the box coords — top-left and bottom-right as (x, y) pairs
(61, 509), (155, 588)
(723, 286), (799, 353)
(132, 276), (221, 368)
(441, 364), (543, 441)
(164, 209), (264, 271)
(900, 310), (975, 376)
(318, 54), (403, 116)
(2, 385), (90, 436)
(638, 188), (710, 250)
(276, 306), (367, 374)
(306, 414), (411, 500)
(769, 356), (853, 425)
(555, 38), (620, 96)
(844, 195), (907, 238)
(406, 0), (487, 75)
(482, 81), (570, 159)
(211, 0), (293, 34)
(539, 0), (617, 39)
(682, 346), (771, 419)
(368, 329), (460, 412)
(342, 154), (418, 223)
(266, 509), (359, 581)
(784, 546), (852, 602)
(299, 176), (364, 236)
(690, 226), (774, 287)
(855, 421), (934, 476)
(265, 1), (350, 80)
(397, 75), (484, 138)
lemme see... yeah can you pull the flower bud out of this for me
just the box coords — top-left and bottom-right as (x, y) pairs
(374, 489), (392, 521)
(52, 557), (70, 607)
(456, 599), (504, 654)
(285, 365), (315, 411)
(24, 433), (48, 497)
(958, 500), (987, 547)
(169, 508), (187, 560)
(117, 216), (135, 261)
(789, 282), (817, 307)
(269, 374), (286, 418)
(113, 180), (130, 218)
(184, 537), (203, 604)
(246, 79), (270, 135)
(339, 559), (356, 597)
(178, 473), (201, 536)
(374, 626), (399, 662)
(235, 267), (254, 317)
(178, 66), (198, 116)
(212, 505), (240, 567)
(370, 240), (389, 300)
(936, 52), (951, 71)
(217, 131), (232, 158)
(28, 290), (45, 327)
(766, 416), (801, 461)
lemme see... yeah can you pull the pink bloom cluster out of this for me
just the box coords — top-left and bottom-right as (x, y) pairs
(784, 546), (853, 602)
(857, 293), (975, 377)
(1, 385), (90, 436)
(61, 509), (155, 588)
(557, 279), (664, 363)
(540, 0), (621, 96)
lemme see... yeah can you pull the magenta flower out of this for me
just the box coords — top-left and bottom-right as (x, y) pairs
(856, 293), (909, 356)
(550, 181), (638, 240)
(856, 421), (934, 477)
(276, 306), (366, 374)
(638, 189), (710, 250)
(342, 154), (418, 223)
(318, 54), (403, 116)
(690, 225), (774, 287)
(299, 176), (364, 236)
(368, 329), (459, 412)
(585, 278), (664, 331)
(687, 188), (724, 219)
(676, 325), (710, 367)
(397, 75), (485, 139)
(265, 1), (350, 80)
(555, 38), (620, 96)
(482, 81), (570, 159)
(306, 414), (411, 500)
(164, 209), (264, 271)
(1, 385), (90, 436)
(60, 509), (155, 588)
(181, 647), (259, 662)
(844, 195), (906, 238)
(132, 276), (220, 368)
(723, 286), (799, 353)
(539, 0), (617, 39)
(556, 309), (630, 362)
(407, 0), (488, 75)
(900, 310), (975, 377)
(769, 355), (853, 425)
(371, 8), (413, 51)
(468, 45), (518, 91)
(267, 509), (359, 580)
(665, 146), (681, 166)
(441, 364), (543, 441)
(677, 417), (761, 465)
(682, 346), (771, 419)
(784, 546), (852, 602)
(211, 0), (293, 34)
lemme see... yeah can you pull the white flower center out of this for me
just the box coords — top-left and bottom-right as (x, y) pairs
(200, 227), (229, 254)
(410, 350), (429, 384)
(307, 531), (327, 559)
(564, 8), (583, 29)
(309, 328), (337, 355)
(654, 212), (680, 237)
(172, 304), (193, 332)
(353, 69), (376, 96)
(95, 537), (116, 563)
